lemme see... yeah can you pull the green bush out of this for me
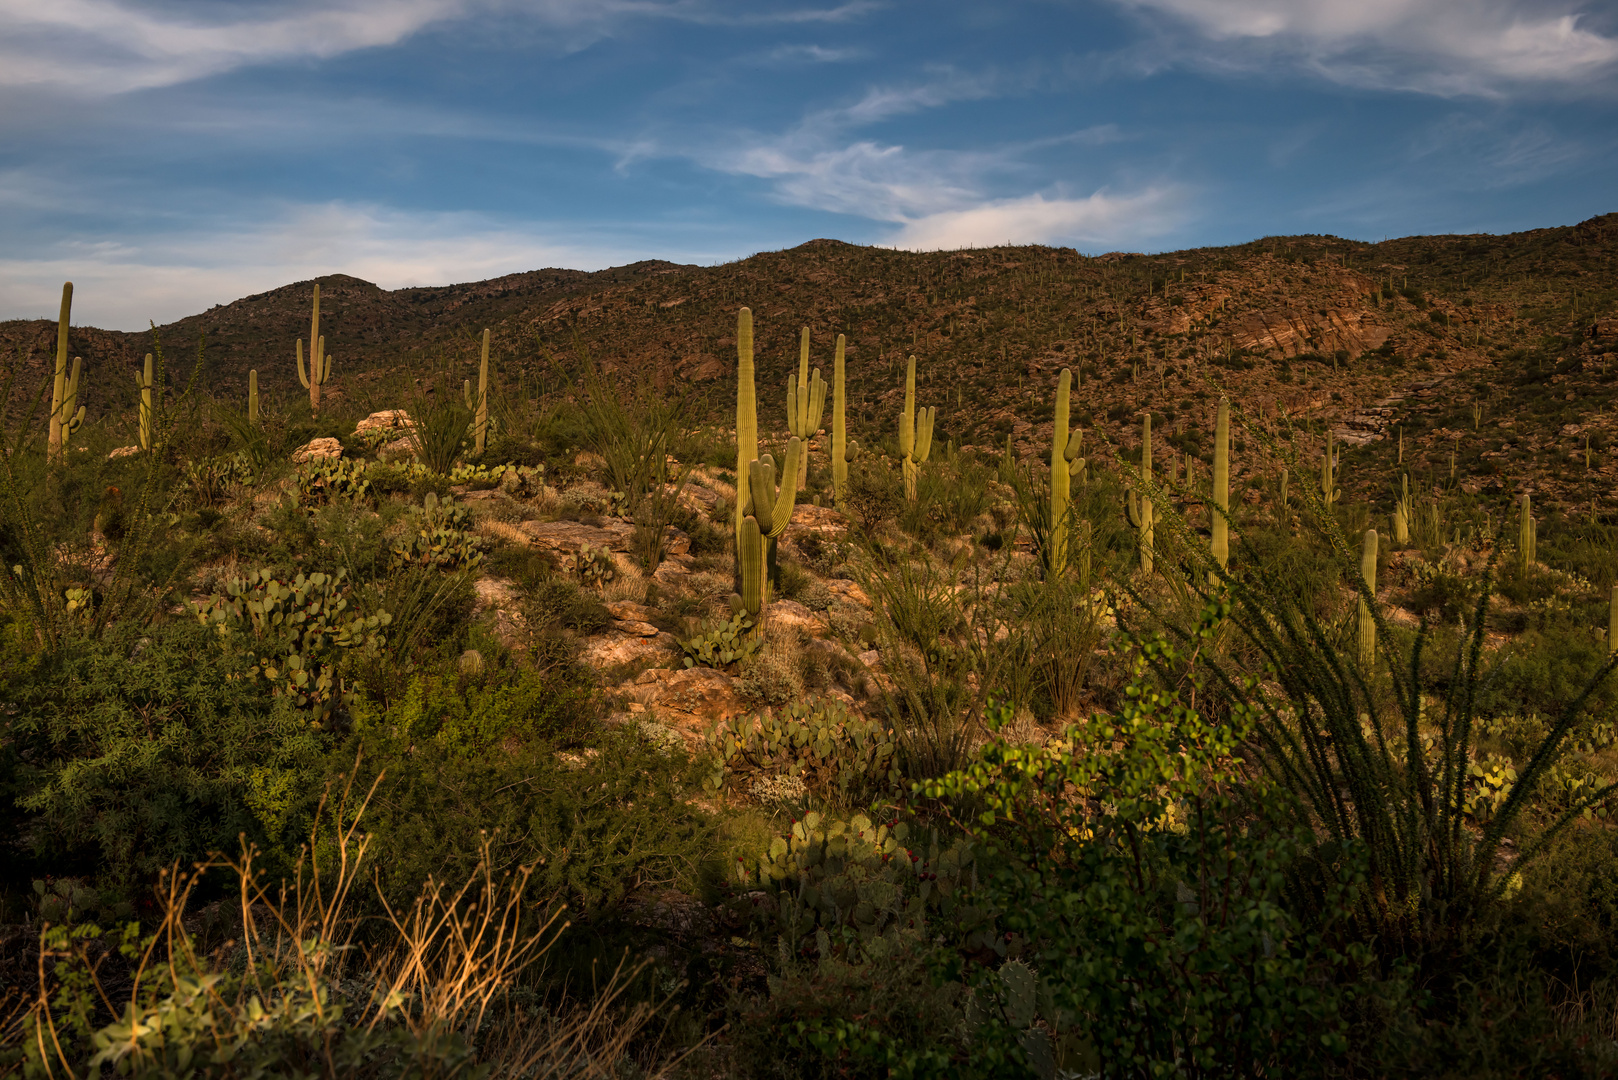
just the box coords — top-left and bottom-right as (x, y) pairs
(706, 699), (899, 805)
(353, 660), (596, 752)
(6, 621), (327, 883)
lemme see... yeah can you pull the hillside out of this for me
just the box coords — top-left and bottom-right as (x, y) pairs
(3, 214), (1615, 513)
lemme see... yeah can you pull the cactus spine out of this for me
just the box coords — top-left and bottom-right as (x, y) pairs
(1124, 413), (1154, 575)
(830, 333), (859, 508)
(786, 327), (827, 487)
(135, 353), (155, 451)
(1359, 528), (1379, 670)
(1049, 368), (1086, 576)
(1519, 494), (1536, 573)
(48, 282), (85, 463)
(295, 283), (332, 416)
(898, 354), (935, 501)
(248, 369), (259, 424)
(1211, 396), (1230, 573)
(463, 328), (490, 456)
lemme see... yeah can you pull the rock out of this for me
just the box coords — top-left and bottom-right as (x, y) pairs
(378, 436), (416, 460)
(787, 503), (849, 538)
(857, 649), (882, 670)
(292, 437), (342, 463)
(518, 518), (634, 553)
(581, 631), (679, 671)
(605, 600), (657, 622)
(107, 445), (140, 460)
(472, 577), (526, 647)
(765, 599), (821, 634)
(623, 666), (750, 741)
(612, 620), (661, 638)
(355, 410), (413, 436)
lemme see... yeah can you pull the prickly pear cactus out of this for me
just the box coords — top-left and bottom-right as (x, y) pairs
(736, 811), (996, 962)
(562, 542), (617, 590)
(679, 609), (760, 668)
(194, 569), (391, 725)
(297, 458), (371, 505)
(391, 492), (484, 570)
(706, 698), (899, 801)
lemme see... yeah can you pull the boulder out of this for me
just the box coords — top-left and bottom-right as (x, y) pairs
(355, 410), (413, 437)
(292, 437), (342, 463)
(581, 631), (679, 671)
(624, 665), (750, 740)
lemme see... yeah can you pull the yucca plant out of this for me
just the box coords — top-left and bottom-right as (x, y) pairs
(1124, 413), (1618, 955)
(401, 368), (474, 475)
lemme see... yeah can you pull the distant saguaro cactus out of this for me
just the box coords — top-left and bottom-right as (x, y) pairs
(898, 354), (935, 501)
(1048, 368), (1086, 576)
(785, 327), (826, 487)
(295, 283), (332, 416)
(47, 282), (85, 463)
(830, 333), (859, 508)
(248, 369), (259, 424)
(135, 353), (155, 451)
(1124, 413), (1154, 575)
(1210, 396), (1230, 574)
(464, 328), (491, 456)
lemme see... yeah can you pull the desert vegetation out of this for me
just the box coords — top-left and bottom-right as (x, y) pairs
(4, 215), (1618, 1077)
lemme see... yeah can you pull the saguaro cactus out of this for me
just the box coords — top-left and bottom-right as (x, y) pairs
(1124, 413), (1155, 575)
(464, 328), (491, 456)
(786, 327), (826, 487)
(1519, 494), (1537, 573)
(48, 282), (85, 463)
(1608, 584), (1618, 656)
(1359, 528), (1379, 670)
(1049, 368), (1087, 576)
(735, 308), (759, 548)
(1321, 431), (1340, 507)
(248, 369), (259, 424)
(296, 283), (332, 416)
(733, 440), (803, 622)
(830, 333), (860, 508)
(899, 354), (935, 500)
(1279, 467), (1289, 509)
(1211, 396), (1230, 573)
(135, 353), (155, 451)
(1392, 474), (1412, 544)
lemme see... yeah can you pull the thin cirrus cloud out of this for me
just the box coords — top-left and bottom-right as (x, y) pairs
(885, 189), (1189, 251)
(1110, 0), (1618, 95)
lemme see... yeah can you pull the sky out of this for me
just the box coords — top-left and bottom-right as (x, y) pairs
(1, 0), (1615, 330)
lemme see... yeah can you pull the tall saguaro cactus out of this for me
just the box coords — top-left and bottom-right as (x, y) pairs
(785, 327), (826, 487)
(735, 308), (759, 548)
(296, 283), (332, 416)
(1519, 494), (1537, 574)
(1124, 413), (1155, 575)
(1392, 474), (1412, 544)
(1359, 528), (1379, 670)
(1210, 396), (1230, 574)
(464, 328), (491, 456)
(733, 440), (803, 622)
(899, 354), (935, 500)
(1321, 431), (1340, 507)
(48, 282), (85, 463)
(830, 333), (860, 508)
(248, 370), (259, 424)
(1049, 368), (1086, 576)
(135, 353), (155, 451)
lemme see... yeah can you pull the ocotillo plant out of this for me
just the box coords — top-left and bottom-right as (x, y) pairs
(1210, 396), (1230, 573)
(295, 283), (333, 416)
(47, 282), (85, 463)
(830, 333), (859, 508)
(248, 370), (259, 424)
(1048, 368), (1087, 576)
(898, 354), (935, 501)
(1519, 494), (1537, 573)
(1124, 413), (1154, 575)
(734, 308), (759, 548)
(1320, 431), (1340, 507)
(733, 440), (803, 622)
(785, 327), (826, 487)
(463, 328), (491, 456)
(135, 353), (155, 452)
(1359, 528), (1379, 670)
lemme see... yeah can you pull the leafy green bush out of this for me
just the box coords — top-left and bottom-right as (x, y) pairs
(6, 621), (326, 883)
(353, 661), (596, 752)
(706, 699), (899, 805)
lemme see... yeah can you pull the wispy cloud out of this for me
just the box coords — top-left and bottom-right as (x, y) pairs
(0, 202), (667, 329)
(1111, 0), (1618, 96)
(884, 188), (1188, 250)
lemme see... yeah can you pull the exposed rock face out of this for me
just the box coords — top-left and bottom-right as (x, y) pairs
(107, 446), (140, 460)
(582, 631), (679, 671)
(623, 666), (749, 742)
(1226, 306), (1390, 359)
(355, 410), (413, 436)
(292, 437), (342, 463)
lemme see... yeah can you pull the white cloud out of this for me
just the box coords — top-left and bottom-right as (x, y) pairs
(1111, 0), (1618, 95)
(884, 188), (1188, 250)
(0, 202), (657, 329)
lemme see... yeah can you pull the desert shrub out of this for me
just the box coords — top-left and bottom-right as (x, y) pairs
(6, 620), (327, 884)
(738, 634), (805, 706)
(529, 577), (611, 634)
(841, 456), (901, 533)
(706, 698), (899, 805)
(346, 726), (716, 921)
(352, 660), (597, 752)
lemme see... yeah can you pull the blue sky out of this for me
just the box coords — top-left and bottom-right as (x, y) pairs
(2, 0), (1615, 329)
